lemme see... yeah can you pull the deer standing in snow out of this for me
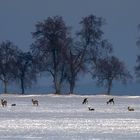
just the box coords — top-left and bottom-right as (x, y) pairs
(1, 99), (7, 107)
(31, 99), (39, 106)
(82, 98), (88, 104)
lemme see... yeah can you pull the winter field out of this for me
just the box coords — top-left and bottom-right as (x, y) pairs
(0, 94), (140, 140)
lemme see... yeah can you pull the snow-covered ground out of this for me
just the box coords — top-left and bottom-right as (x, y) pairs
(0, 94), (140, 140)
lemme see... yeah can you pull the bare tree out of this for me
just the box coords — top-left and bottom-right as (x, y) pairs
(31, 16), (71, 94)
(73, 15), (112, 94)
(77, 14), (112, 69)
(16, 51), (36, 94)
(77, 15), (109, 58)
(136, 24), (140, 46)
(135, 24), (140, 80)
(65, 43), (86, 94)
(92, 56), (132, 95)
(0, 41), (20, 93)
(65, 15), (112, 94)
(135, 55), (140, 80)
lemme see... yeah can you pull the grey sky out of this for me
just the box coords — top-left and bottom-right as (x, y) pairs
(0, 0), (140, 94)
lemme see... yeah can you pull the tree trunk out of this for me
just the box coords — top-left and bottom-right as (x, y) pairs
(54, 81), (61, 94)
(54, 75), (61, 94)
(107, 80), (112, 95)
(107, 85), (111, 95)
(3, 80), (8, 94)
(69, 80), (75, 94)
(21, 78), (25, 94)
(52, 48), (61, 94)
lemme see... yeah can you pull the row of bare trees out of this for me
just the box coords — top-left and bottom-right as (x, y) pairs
(0, 15), (134, 95)
(31, 15), (132, 95)
(0, 42), (36, 94)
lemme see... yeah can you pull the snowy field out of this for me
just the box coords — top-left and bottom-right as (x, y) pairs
(0, 94), (140, 140)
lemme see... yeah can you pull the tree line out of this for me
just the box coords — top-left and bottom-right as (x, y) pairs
(1, 14), (139, 95)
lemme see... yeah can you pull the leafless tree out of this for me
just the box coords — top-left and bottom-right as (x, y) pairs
(135, 24), (140, 80)
(64, 15), (112, 94)
(135, 55), (140, 80)
(77, 14), (112, 64)
(31, 16), (71, 94)
(0, 41), (20, 93)
(136, 24), (140, 46)
(16, 51), (36, 94)
(74, 15), (113, 94)
(65, 43), (87, 94)
(92, 56), (132, 95)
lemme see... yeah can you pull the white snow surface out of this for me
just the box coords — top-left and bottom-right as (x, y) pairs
(0, 94), (140, 140)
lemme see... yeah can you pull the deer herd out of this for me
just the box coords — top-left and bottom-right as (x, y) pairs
(0, 98), (39, 107)
(0, 97), (135, 112)
(82, 97), (135, 112)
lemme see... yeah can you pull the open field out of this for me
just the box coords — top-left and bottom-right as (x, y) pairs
(0, 94), (140, 140)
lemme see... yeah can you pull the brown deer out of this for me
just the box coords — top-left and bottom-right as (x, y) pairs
(107, 98), (114, 105)
(31, 99), (39, 106)
(11, 104), (16, 106)
(1, 99), (7, 107)
(88, 107), (95, 111)
(128, 106), (134, 111)
(82, 98), (88, 104)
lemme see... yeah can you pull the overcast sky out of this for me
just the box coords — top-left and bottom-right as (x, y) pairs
(0, 0), (140, 94)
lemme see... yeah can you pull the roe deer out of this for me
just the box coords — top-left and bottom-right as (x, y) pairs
(82, 98), (88, 104)
(11, 104), (16, 106)
(1, 99), (7, 107)
(107, 98), (114, 105)
(88, 107), (95, 111)
(32, 99), (38, 106)
(128, 106), (134, 111)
